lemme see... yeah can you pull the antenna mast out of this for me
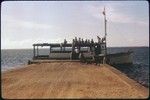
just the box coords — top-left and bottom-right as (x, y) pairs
(102, 7), (107, 63)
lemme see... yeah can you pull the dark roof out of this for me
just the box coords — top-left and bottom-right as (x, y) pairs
(33, 42), (106, 47)
(33, 43), (72, 47)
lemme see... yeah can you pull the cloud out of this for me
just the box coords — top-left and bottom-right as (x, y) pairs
(1, 37), (66, 49)
(109, 12), (148, 26)
(1, 2), (149, 49)
(1, 16), (64, 41)
(2, 17), (53, 30)
(86, 3), (148, 27)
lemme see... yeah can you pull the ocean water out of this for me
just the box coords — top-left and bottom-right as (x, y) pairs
(1, 47), (149, 87)
(107, 47), (149, 87)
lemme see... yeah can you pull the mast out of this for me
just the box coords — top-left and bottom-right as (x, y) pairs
(103, 7), (107, 63)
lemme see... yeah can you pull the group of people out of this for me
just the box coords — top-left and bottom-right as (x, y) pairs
(72, 37), (94, 45)
(61, 37), (106, 65)
(62, 36), (106, 46)
(97, 36), (106, 43)
(63, 36), (105, 46)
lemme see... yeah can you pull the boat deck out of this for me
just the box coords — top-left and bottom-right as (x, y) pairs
(28, 60), (80, 64)
(2, 62), (148, 99)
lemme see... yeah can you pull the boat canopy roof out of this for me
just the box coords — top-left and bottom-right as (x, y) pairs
(33, 42), (106, 47)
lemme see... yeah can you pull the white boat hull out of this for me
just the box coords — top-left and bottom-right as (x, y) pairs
(107, 51), (133, 65)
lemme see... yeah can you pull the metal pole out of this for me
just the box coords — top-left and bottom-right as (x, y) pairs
(33, 46), (35, 59)
(103, 7), (107, 64)
(37, 46), (39, 56)
(105, 11), (107, 56)
(49, 46), (51, 53)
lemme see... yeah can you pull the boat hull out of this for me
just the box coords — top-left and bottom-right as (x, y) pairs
(107, 51), (133, 65)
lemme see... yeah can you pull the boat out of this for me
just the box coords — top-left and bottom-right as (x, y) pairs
(107, 51), (133, 65)
(28, 7), (133, 65)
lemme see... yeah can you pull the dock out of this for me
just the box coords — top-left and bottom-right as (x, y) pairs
(2, 62), (148, 99)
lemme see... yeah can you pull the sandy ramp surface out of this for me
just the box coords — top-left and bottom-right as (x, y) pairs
(2, 62), (149, 99)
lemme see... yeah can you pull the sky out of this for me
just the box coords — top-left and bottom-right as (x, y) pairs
(1, 1), (149, 49)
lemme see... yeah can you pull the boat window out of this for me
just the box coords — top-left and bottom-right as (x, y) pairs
(38, 46), (50, 55)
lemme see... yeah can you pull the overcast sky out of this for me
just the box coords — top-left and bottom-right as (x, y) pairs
(1, 1), (149, 49)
